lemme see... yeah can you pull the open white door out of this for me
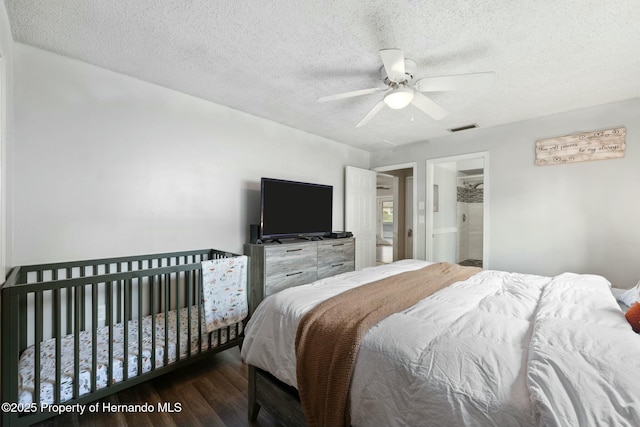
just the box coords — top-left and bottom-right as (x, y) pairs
(430, 162), (459, 263)
(345, 166), (377, 270)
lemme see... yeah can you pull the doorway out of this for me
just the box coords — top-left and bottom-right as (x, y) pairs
(376, 175), (394, 264)
(426, 152), (489, 268)
(374, 164), (416, 264)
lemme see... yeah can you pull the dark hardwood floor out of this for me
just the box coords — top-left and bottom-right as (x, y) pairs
(32, 347), (280, 427)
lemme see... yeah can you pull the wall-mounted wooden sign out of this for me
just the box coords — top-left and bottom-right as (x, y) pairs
(535, 127), (626, 166)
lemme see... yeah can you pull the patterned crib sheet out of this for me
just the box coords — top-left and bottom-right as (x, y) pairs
(18, 306), (244, 405)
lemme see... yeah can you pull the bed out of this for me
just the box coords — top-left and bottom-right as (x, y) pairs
(240, 259), (640, 427)
(1, 249), (247, 427)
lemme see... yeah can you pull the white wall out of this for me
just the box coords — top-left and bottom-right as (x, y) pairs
(11, 44), (369, 265)
(0, 1), (14, 278)
(372, 98), (640, 288)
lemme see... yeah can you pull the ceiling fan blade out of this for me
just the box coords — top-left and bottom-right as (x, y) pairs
(379, 48), (406, 83)
(411, 93), (449, 120)
(318, 87), (386, 103)
(356, 101), (385, 128)
(415, 72), (496, 92)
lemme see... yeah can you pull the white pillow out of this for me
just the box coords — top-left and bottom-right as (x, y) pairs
(619, 281), (640, 307)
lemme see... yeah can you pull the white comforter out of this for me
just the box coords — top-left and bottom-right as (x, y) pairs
(240, 260), (640, 426)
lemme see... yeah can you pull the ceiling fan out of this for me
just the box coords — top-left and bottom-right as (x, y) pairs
(318, 48), (495, 128)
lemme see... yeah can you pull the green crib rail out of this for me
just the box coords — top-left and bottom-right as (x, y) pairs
(1, 248), (243, 427)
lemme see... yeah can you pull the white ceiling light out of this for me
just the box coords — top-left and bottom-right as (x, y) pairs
(384, 86), (414, 109)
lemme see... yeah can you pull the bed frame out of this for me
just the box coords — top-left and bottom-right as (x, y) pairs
(1, 248), (245, 427)
(248, 365), (306, 427)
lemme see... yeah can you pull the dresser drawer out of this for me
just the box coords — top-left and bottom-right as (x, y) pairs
(264, 243), (318, 296)
(265, 267), (318, 296)
(318, 239), (355, 266)
(317, 260), (355, 280)
(265, 243), (317, 275)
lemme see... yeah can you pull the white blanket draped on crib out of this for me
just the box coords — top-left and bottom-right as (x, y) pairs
(201, 255), (248, 333)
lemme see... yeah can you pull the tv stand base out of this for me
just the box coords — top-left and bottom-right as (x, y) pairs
(297, 235), (323, 241)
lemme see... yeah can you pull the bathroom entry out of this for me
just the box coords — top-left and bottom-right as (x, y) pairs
(456, 162), (484, 267)
(426, 152), (489, 268)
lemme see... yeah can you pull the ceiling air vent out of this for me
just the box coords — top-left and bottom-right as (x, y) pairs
(448, 124), (478, 133)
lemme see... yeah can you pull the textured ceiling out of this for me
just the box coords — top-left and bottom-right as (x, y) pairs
(5, 0), (640, 151)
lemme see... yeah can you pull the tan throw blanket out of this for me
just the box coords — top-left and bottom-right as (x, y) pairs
(295, 262), (481, 427)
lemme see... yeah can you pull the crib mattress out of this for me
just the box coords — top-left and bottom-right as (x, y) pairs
(18, 306), (243, 405)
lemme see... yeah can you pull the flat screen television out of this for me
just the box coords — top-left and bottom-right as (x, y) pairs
(260, 177), (333, 240)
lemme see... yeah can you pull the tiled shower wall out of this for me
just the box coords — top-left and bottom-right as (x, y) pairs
(457, 186), (484, 262)
(457, 186), (484, 203)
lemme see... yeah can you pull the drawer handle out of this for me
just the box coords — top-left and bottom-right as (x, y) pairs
(332, 244), (344, 247)
(286, 248), (303, 252)
(331, 263), (344, 268)
(286, 271), (303, 277)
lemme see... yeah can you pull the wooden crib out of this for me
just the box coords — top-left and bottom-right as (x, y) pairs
(1, 248), (246, 426)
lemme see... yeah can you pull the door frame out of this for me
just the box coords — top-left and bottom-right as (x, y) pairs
(426, 152), (490, 268)
(373, 162), (418, 261)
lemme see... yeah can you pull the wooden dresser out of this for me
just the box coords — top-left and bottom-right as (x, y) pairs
(244, 238), (355, 314)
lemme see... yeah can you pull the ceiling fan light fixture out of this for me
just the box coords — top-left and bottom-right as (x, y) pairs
(384, 87), (414, 109)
